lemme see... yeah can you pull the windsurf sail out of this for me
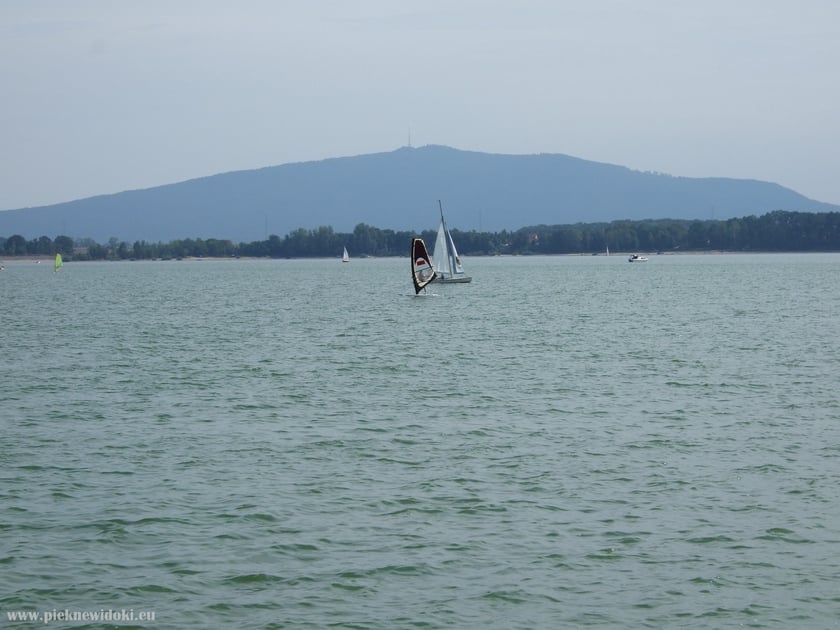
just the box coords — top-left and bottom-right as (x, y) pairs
(411, 238), (436, 294)
(54, 253), (63, 272)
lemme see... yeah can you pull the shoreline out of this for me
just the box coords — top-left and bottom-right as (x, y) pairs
(4, 250), (840, 266)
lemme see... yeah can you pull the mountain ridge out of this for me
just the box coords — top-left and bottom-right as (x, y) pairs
(0, 145), (836, 243)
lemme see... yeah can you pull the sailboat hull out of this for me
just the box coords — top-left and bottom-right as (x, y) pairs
(432, 275), (471, 284)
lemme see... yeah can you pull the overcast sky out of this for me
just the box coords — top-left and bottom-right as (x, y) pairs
(2, 0), (838, 211)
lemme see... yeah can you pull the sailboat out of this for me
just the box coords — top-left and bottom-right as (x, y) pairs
(54, 253), (63, 272)
(431, 200), (471, 283)
(342, 246), (350, 263)
(411, 238), (436, 294)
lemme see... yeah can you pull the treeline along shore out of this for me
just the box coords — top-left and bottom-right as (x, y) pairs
(2, 210), (840, 261)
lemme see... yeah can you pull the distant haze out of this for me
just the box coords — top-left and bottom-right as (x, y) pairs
(0, 146), (835, 244)
(1, 2), (839, 211)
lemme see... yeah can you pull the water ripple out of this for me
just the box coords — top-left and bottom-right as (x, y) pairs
(2, 256), (840, 628)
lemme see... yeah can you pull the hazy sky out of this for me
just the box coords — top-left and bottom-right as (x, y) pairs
(2, 0), (838, 210)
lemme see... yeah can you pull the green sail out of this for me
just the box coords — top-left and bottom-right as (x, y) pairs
(54, 253), (63, 272)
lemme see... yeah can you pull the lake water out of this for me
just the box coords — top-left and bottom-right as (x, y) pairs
(2, 253), (839, 629)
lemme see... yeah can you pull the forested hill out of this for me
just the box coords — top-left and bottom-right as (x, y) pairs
(3, 210), (839, 260)
(1, 145), (837, 243)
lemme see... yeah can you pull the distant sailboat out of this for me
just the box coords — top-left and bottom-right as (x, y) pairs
(54, 253), (63, 272)
(342, 246), (350, 263)
(411, 238), (436, 294)
(431, 200), (471, 283)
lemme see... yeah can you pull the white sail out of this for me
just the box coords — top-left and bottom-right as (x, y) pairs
(431, 201), (471, 283)
(432, 221), (451, 275)
(446, 229), (465, 274)
(342, 246), (349, 262)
